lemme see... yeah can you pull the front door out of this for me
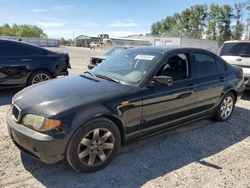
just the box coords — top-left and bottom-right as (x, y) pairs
(141, 52), (197, 134)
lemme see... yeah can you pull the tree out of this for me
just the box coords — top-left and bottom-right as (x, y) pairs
(0, 24), (12, 36)
(217, 5), (234, 42)
(151, 3), (235, 42)
(178, 8), (193, 37)
(151, 21), (162, 35)
(206, 4), (222, 40)
(0, 24), (47, 38)
(189, 4), (207, 39)
(60, 37), (66, 45)
(232, 3), (244, 40)
(206, 4), (234, 42)
(245, 0), (250, 39)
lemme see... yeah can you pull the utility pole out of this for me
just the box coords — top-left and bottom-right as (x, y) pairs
(247, 23), (250, 40)
(72, 31), (75, 46)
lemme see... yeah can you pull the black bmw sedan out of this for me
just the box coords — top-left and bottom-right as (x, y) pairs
(7, 46), (245, 172)
(0, 39), (70, 88)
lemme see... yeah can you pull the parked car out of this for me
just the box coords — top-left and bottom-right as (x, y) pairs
(0, 39), (70, 88)
(220, 40), (250, 88)
(90, 42), (98, 49)
(7, 46), (245, 172)
(88, 46), (131, 69)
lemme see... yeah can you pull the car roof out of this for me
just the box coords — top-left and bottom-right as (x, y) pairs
(110, 46), (132, 49)
(0, 39), (53, 53)
(0, 39), (44, 48)
(130, 46), (212, 54)
(224, 40), (250, 44)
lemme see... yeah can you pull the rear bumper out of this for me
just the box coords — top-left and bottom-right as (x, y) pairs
(7, 111), (68, 164)
(237, 84), (245, 101)
(55, 70), (69, 76)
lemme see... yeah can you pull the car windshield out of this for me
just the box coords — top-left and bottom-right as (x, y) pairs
(220, 42), (250, 57)
(104, 47), (127, 56)
(90, 50), (162, 85)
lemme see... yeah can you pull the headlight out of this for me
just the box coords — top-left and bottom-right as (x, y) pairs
(22, 114), (62, 131)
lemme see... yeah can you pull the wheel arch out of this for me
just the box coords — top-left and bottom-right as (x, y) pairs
(101, 114), (126, 146)
(26, 69), (54, 85)
(71, 113), (126, 147)
(228, 89), (237, 101)
(223, 88), (237, 102)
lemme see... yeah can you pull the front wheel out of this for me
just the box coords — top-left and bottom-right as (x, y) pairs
(214, 92), (235, 122)
(66, 118), (121, 172)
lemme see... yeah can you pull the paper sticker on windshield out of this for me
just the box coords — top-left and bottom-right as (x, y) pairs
(135, 55), (155, 61)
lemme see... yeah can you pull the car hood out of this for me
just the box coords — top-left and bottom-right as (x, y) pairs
(13, 75), (132, 118)
(90, 55), (109, 60)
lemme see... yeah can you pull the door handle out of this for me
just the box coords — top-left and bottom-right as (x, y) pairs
(177, 91), (193, 99)
(236, 57), (242, 61)
(20, 58), (32, 62)
(188, 83), (197, 89)
(220, 77), (225, 82)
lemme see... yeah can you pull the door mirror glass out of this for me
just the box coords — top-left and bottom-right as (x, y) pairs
(153, 76), (173, 86)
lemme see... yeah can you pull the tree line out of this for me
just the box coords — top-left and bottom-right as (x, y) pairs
(151, 2), (248, 42)
(0, 24), (47, 38)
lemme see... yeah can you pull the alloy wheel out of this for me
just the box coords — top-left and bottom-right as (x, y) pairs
(220, 96), (234, 120)
(32, 73), (51, 84)
(77, 128), (115, 167)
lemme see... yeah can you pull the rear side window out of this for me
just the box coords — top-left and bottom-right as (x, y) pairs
(25, 45), (49, 55)
(0, 42), (29, 56)
(193, 52), (217, 77)
(215, 57), (226, 74)
(220, 42), (250, 57)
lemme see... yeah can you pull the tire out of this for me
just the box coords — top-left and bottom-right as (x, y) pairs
(27, 71), (53, 86)
(214, 92), (236, 122)
(66, 117), (121, 172)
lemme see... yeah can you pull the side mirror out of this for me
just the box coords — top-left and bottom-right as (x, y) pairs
(153, 76), (173, 86)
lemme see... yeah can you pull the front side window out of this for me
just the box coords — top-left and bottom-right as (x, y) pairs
(193, 52), (217, 77)
(91, 50), (162, 85)
(157, 53), (189, 81)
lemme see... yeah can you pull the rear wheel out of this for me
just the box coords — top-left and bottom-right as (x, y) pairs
(214, 92), (235, 122)
(27, 71), (53, 86)
(66, 118), (121, 172)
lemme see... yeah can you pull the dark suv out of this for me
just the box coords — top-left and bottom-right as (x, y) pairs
(0, 39), (70, 88)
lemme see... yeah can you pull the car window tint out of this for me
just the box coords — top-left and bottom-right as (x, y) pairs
(0, 42), (28, 56)
(216, 57), (226, 74)
(25, 45), (48, 55)
(193, 52), (217, 77)
(220, 42), (250, 56)
(157, 53), (189, 81)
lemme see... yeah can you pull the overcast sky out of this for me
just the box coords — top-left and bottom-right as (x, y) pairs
(0, 0), (246, 39)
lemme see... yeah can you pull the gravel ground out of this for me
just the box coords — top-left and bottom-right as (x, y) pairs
(0, 46), (250, 188)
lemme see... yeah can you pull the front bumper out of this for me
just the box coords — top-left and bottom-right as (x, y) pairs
(7, 111), (68, 164)
(56, 70), (69, 76)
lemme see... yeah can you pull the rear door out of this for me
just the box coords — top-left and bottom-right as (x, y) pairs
(192, 51), (225, 113)
(0, 41), (32, 87)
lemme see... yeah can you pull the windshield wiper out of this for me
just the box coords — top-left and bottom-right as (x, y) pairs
(84, 71), (96, 77)
(95, 74), (120, 83)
